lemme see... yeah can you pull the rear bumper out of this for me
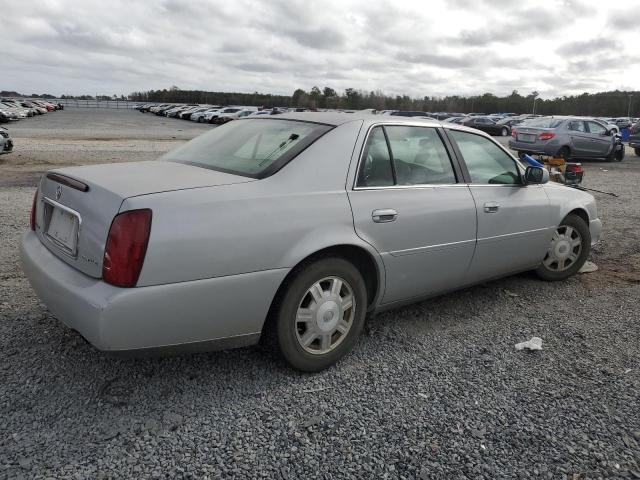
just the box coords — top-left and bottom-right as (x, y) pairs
(508, 140), (557, 156)
(20, 231), (288, 352)
(590, 218), (602, 246)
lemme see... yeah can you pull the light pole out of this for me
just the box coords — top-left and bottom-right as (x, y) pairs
(628, 94), (633, 118)
(532, 96), (539, 115)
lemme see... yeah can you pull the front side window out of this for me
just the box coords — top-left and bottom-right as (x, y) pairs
(162, 119), (332, 178)
(449, 130), (520, 184)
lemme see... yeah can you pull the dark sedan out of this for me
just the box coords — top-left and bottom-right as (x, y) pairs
(460, 116), (511, 136)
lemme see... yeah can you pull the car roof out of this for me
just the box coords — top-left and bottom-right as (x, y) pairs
(265, 112), (493, 138)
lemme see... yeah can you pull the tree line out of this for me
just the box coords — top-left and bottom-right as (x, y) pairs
(5, 86), (638, 117)
(127, 86), (639, 117)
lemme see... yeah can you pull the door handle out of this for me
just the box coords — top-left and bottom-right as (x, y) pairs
(372, 209), (398, 223)
(483, 202), (500, 213)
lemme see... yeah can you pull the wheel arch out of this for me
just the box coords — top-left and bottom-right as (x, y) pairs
(566, 207), (589, 225)
(261, 243), (384, 336)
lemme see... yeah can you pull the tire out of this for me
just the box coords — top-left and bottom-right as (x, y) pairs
(535, 213), (590, 281)
(501, 127), (509, 137)
(635, 148), (640, 157)
(274, 257), (367, 372)
(197, 117), (203, 123)
(615, 144), (625, 162)
(556, 146), (571, 161)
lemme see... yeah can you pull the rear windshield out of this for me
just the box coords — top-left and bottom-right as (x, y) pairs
(522, 118), (563, 128)
(161, 118), (333, 178)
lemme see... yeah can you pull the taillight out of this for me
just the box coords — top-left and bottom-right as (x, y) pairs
(539, 132), (555, 141)
(511, 128), (517, 138)
(565, 163), (583, 173)
(103, 209), (152, 287)
(30, 190), (38, 231)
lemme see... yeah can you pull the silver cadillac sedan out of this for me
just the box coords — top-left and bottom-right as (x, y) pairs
(21, 113), (602, 371)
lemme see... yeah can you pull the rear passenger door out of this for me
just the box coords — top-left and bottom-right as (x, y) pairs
(348, 125), (477, 305)
(567, 120), (591, 156)
(447, 129), (553, 282)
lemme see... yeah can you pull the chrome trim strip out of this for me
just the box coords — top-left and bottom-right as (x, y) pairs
(389, 238), (476, 257)
(41, 196), (82, 258)
(477, 226), (553, 245)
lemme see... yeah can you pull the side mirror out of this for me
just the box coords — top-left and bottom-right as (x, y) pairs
(524, 166), (549, 184)
(603, 129), (612, 136)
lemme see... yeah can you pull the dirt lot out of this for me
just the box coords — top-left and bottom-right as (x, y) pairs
(0, 109), (639, 479)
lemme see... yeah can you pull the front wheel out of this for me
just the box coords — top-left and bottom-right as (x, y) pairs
(535, 214), (590, 281)
(501, 127), (509, 136)
(274, 257), (367, 372)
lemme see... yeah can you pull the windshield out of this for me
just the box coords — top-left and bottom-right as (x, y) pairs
(162, 118), (333, 178)
(522, 117), (563, 128)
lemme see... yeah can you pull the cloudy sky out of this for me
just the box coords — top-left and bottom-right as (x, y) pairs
(2, 0), (639, 99)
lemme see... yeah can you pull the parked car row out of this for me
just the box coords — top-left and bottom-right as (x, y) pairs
(0, 98), (63, 123)
(135, 103), (301, 125)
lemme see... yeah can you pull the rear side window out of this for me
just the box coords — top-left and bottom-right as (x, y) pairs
(586, 121), (606, 135)
(568, 121), (586, 132)
(356, 126), (457, 187)
(162, 119), (332, 178)
(357, 127), (394, 187)
(449, 130), (520, 185)
(385, 126), (456, 185)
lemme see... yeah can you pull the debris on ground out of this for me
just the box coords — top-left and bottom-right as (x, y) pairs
(515, 337), (543, 351)
(579, 261), (598, 273)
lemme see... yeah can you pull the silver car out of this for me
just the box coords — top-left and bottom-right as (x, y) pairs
(509, 116), (625, 162)
(0, 126), (13, 154)
(21, 113), (602, 371)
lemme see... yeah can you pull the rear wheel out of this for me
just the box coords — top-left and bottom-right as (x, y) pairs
(535, 214), (590, 281)
(197, 116), (203, 123)
(274, 257), (367, 372)
(501, 127), (509, 136)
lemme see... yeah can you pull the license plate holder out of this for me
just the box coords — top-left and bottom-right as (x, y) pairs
(518, 133), (536, 143)
(44, 200), (80, 256)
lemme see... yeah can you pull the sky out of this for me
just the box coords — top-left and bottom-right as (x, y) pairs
(2, 0), (639, 99)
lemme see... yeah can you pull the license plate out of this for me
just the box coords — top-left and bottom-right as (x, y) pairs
(46, 206), (79, 254)
(518, 134), (536, 142)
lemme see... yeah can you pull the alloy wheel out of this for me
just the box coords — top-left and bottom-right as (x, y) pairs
(295, 276), (356, 355)
(543, 225), (582, 271)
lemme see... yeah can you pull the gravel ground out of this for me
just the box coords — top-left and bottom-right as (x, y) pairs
(0, 110), (639, 479)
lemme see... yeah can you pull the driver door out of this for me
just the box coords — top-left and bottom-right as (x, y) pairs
(447, 130), (553, 283)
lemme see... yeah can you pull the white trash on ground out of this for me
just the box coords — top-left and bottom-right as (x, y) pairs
(579, 261), (598, 273)
(515, 337), (543, 351)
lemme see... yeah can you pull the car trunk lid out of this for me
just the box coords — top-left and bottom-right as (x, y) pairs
(34, 161), (254, 278)
(515, 127), (552, 143)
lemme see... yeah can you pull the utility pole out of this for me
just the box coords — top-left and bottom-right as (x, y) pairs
(531, 91), (539, 115)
